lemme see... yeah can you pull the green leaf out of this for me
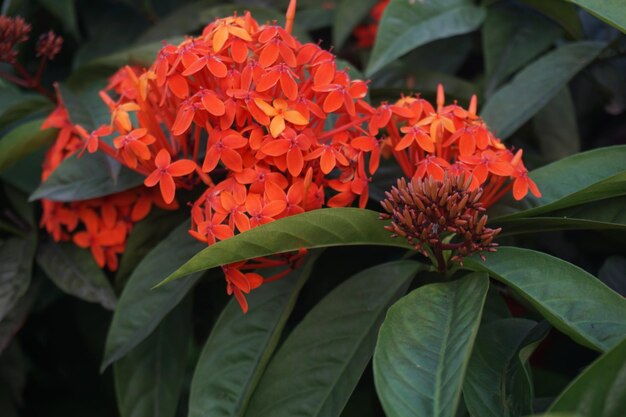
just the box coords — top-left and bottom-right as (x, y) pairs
(333, 0), (379, 49)
(366, 0), (486, 76)
(188, 253), (320, 417)
(0, 119), (56, 172)
(102, 222), (204, 371)
(481, 42), (604, 139)
(36, 242), (117, 310)
(483, 3), (561, 96)
(568, 0), (626, 33)
(465, 247), (626, 352)
(58, 83), (111, 132)
(29, 151), (144, 202)
(374, 272), (489, 417)
(37, 0), (80, 39)
(0, 146), (45, 194)
(0, 94), (52, 131)
(494, 196), (626, 235)
(496, 145), (626, 219)
(78, 37), (184, 71)
(136, 0), (218, 43)
(521, 0), (583, 38)
(533, 88), (580, 162)
(0, 234), (36, 322)
(598, 256), (626, 296)
(114, 298), (191, 417)
(158, 208), (412, 286)
(463, 319), (549, 417)
(0, 279), (38, 355)
(245, 260), (423, 417)
(549, 335), (626, 416)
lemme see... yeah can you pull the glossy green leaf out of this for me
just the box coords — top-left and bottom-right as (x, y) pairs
(481, 42), (604, 139)
(598, 256), (626, 296)
(483, 3), (561, 95)
(496, 146), (626, 219)
(0, 234), (36, 322)
(29, 151), (144, 202)
(465, 247), (626, 352)
(366, 0), (486, 76)
(534, 88), (580, 162)
(0, 94), (52, 131)
(188, 253), (320, 417)
(374, 272), (489, 417)
(0, 279), (38, 355)
(158, 208), (412, 286)
(79, 37), (184, 70)
(114, 298), (191, 417)
(136, 0), (217, 43)
(246, 260), (423, 417)
(494, 196), (626, 235)
(57, 84), (110, 132)
(0, 119), (56, 172)
(521, 0), (583, 38)
(102, 222), (205, 371)
(333, 0), (378, 48)
(36, 241), (117, 310)
(463, 319), (549, 417)
(549, 335), (626, 417)
(568, 0), (626, 33)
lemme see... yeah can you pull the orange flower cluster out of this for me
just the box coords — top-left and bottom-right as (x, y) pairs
(40, 11), (379, 311)
(375, 86), (540, 207)
(40, 100), (178, 270)
(353, 0), (389, 48)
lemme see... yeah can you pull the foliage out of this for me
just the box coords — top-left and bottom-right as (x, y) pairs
(0, 0), (625, 417)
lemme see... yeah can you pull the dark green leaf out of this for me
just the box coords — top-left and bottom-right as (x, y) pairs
(136, 0), (218, 43)
(495, 146), (626, 219)
(463, 319), (549, 417)
(333, 0), (378, 49)
(568, 0), (626, 34)
(246, 260), (424, 417)
(36, 242), (117, 310)
(78, 38), (184, 71)
(533, 88), (580, 162)
(598, 256), (626, 296)
(0, 119), (56, 172)
(483, 3), (562, 95)
(102, 222), (205, 371)
(37, 0), (80, 39)
(521, 0), (583, 38)
(158, 208), (412, 286)
(0, 234), (36, 322)
(374, 272), (489, 417)
(465, 247), (626, 352)
(549, 335), (626, 416)
(0, 147), (45, 194)
(295, 7), (334, 31)
(481, 42), (604, 139)
(0, 279), (38, 355)
(494, 196), (626, 235)
(58, 84), (110, 132)
(0, 94), (52, 131)
(29, 151), (144, 202)
(114, 298), (191, 417)
(366, 0), (486, 76)
(188, 253), (320, 417)
(481, 286), (512, 323)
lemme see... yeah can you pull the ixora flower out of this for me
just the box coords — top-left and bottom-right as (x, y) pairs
(376, 86), (540, 271)
(39, 2), (378, 312)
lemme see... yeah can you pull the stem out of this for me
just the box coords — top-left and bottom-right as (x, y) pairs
(434, 244), (447, 273)
(318, 116), (370, 140)
(285, 0), (297, 34)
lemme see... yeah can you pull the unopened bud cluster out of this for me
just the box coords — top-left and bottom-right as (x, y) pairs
(0, 15), (31, 63)
(380, 174), (501, 264)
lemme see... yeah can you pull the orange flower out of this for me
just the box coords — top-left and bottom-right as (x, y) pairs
(144, 150), (196, 204)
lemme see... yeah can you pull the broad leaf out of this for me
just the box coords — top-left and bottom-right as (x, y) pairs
(366, 0), (485, 76)
(481, 42), (604, 139)
(463, 319), (549, 417)
(137, 0), (218, 43)
(58, 83), (110, 131)
(465, 247), (626, 352)
(38, 0), (80, 39)
(521, 0), (583, 38)
(114, 298), (191, 417)
(102, 222), (205, 370)
(533, 88), (580, 162)
(333, 0), (379, 49)
(374, 272), (489, 417)
(30, 151), (144, 202)
(245, 260), (423, 417)
(483, 3), (561, 95)
(36, 241), (117, 310)
(0, 119), (56, 172)
(158, 208), (412, 286)
(0, 94), (52, 131)
(496, 146), (626, 219)
(0, 279), (39, 355)
(598, 256), (626, 296)
(568, 0), (626, 33)
(0, 234), (36, 322)
(548, 335), (626, 417)
(188, 253), (320, 417)
(494, 196), (626, 235)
